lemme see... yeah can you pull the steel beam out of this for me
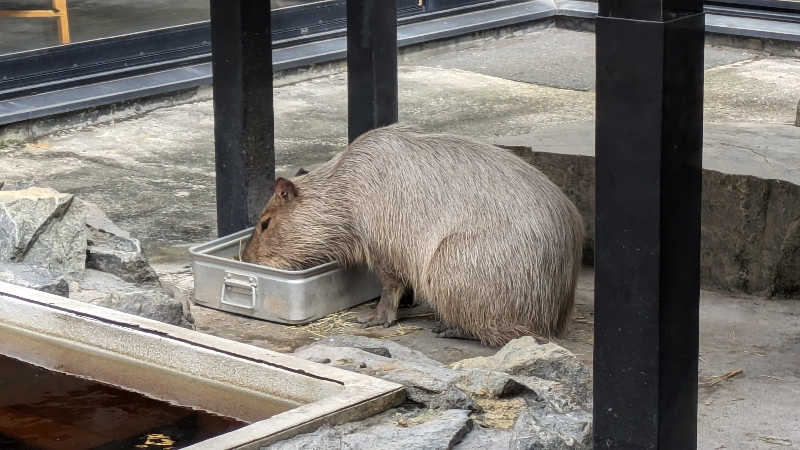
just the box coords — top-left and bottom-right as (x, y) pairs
(346, 1), (398, 143)
(594, 0), (705, 448)
(210, 0), (275, 236)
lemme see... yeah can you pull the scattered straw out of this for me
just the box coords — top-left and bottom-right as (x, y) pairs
(701, 369), (743, 387)
(292, 311), (359, 339)
(290, 308), (425, 340)
(472, 397), (526, 429)
(758, 436), (792, 447)
(393, 409), (440, 428)
(379, 324), (423, 338)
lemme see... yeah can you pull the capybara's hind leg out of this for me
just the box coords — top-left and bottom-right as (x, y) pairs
(358, 269), (404, 328)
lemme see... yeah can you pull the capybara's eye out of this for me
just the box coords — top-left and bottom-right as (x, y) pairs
(260, 218), (271, 231)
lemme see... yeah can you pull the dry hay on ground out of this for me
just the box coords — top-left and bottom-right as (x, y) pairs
(472, 397), (526, 429)
(291, 310), (423, 340)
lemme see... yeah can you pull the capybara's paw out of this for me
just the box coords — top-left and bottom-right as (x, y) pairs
(431, 322), (449, 334)
(434, 325), (475, 341)
(357, 313), (397, 329)
(357, 312), (384, 328)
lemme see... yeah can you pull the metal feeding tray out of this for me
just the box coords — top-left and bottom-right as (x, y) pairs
(189, 227), (381, 325)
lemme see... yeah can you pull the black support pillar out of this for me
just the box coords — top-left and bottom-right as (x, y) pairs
(210, 0), (275, 236)
(346, 1), (398, 143)
(594, 0), (704, 448)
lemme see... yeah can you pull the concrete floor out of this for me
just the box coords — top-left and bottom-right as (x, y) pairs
(1, 25), (799, 449)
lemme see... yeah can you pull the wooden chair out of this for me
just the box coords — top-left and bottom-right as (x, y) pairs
(0, 0), (71, 44)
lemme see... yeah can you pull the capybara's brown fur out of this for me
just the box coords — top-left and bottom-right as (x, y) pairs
(243, 125), (583, 346)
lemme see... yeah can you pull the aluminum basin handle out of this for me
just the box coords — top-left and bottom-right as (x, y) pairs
(220, 272), (257, 310)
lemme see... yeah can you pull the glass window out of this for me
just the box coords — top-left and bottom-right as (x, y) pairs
(0, 0), (209, 55)
(0, 0), (536, 110)
(0, 1), (333, 56)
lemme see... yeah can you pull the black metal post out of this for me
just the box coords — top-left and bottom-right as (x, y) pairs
(210, 0), (275, 236)
(594, 0), (704, 448)
(346, 1), (398, 143)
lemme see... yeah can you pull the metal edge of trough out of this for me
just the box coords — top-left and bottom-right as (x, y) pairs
(0, 280), (406, 449)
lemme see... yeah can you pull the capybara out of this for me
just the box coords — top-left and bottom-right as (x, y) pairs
(243, 125), (583, 346)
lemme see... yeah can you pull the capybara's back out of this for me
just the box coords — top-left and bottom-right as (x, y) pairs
(341, 126), (584, 345)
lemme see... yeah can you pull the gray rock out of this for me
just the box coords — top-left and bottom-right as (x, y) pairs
(289, 337), (594, 450)
(295, 344), (477, 410)
(360, 346), (393, 358)
(454, 426), (514, 449)
(268, 409), (473, 450)
(93, 290), (194, 329)
(701, 171), (800, 298)
(21, 196), (88, 273)
(68, 269), (194, 329)
(509, 145), (800, 298)
(512, 376), (586, 414)
(300, 335), (445, 367)
(454, 369), (529, 399)
(450, 337), (590, 386)
(295, 336), (590, 413)
(510, 406), (592, 450)
(79, 199), (159, 285)
(295, 338), (533, 410)
(451, 337), (592, 410)
(0, 262), (68, 296)
(266, 425), (342, 449)
(344, 409), (472, 450)
(0, 189), (160, 284)
(0, 187), (72, 260)
(0, 187), (86, 273)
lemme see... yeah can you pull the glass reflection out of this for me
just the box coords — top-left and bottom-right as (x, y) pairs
(0, 0), (326, 56)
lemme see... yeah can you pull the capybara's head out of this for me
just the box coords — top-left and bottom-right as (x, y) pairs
(241, 167), (330, 270)
(242, 176), (302, 270)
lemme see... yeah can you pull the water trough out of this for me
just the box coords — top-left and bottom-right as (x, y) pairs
(0, 280), (405, 449)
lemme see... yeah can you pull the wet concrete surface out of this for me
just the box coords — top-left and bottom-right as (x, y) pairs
(1, 25), (799, 449)
(408, 27), (763, 91)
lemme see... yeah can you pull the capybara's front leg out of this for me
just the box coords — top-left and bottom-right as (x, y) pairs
(358, 271), (404, 328)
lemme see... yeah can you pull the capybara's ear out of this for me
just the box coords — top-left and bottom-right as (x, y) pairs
(274, 178), (296, 202)
(295, 167), (309, 176)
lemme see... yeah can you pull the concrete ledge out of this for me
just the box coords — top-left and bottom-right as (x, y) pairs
(0, 281), (405, 448)
(497, 121), (800, 298)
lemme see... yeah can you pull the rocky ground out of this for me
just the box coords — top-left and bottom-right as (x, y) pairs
(277, 335), (593, 449)
(1, 25), (799, 449)
(0, 187), (193, 328)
